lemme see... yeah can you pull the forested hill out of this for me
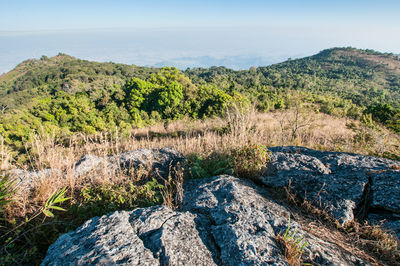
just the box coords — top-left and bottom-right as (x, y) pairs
(185, 47), (400, 108)
(0, 54), (159, 110)
(1, 47), (400, 111)
(0, 47), (399, 156)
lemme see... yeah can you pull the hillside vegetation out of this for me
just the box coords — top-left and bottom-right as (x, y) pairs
(0, 47), (399, 162)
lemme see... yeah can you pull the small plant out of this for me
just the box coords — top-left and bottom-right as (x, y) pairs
(0, 187), (71, 265)
(43, 187), (70, 218)
(276, 217), (309, 266)
(231, 144), (270, 179)
(187, 152), (232, 179)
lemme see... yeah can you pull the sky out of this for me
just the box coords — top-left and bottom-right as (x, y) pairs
(0, 0), (399, 73)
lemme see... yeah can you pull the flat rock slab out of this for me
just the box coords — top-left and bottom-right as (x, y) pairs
(261, 146), (400, 238)
(42, 175), (369, 265)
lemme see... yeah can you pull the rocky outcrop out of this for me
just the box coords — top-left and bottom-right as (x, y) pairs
(261, 146), (400, 239)
(32, 146), (400, 264)
(42, 175), (370, 265)
(10, 148), (185, 193)
(74, 147), (185, 177)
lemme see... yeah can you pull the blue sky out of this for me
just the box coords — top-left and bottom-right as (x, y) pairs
(1, 0), (399, 30)
(0, 0), (399, 72)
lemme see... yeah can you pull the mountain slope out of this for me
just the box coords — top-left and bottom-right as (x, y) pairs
(0, 54), (159, 110)
(185, 47), (400, 108)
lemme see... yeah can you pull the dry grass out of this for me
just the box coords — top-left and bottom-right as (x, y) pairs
(275, 234), (305, 266)
(3, 109), (400, 223)
(160, 164), (184, 210)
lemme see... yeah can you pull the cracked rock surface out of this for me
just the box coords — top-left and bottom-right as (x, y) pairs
(262, 146), (400, 238)
(42, 175), (370, 265)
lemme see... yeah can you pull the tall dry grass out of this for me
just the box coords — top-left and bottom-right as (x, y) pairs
(2, 108), (400, 265)
(3, 109), (400, 218)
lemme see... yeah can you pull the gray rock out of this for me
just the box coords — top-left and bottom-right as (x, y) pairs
(74, 154), (106, 176)
(42, 175), (370, 265)
(75, 147), (185, 178)
(371, 170), (400, 213)
(183, 176), (368, 265)
(8, 168), (61, 193)
(110, 147), (185, 177)
(9, 148), (185, 192)
(183, 175), (289, 265)
(41, 210), (158, 266)
(262, 146), (400, 238)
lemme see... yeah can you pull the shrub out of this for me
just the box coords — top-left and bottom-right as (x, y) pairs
(187, 152), (232, 179)
(231, 144), (270, 180)
(79, 179), (163, 214)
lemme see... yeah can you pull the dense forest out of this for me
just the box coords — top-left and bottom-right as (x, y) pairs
(0, 47), (399, 157)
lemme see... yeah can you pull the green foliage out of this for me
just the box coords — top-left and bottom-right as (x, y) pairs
(187, 152), (233, 179)
(1, 48), (400, 161)
(196, 86), (233, 118)
(124, 77), (153, 112)
(43, 187), (70, 218)
(153, 81), (184, 119)
(186, 47), (400, 115)
(0, 187), (71, 265)
(364, 103), (395, 124)
(188, 144), (270, 180)
(31, 92), (107, 133)
(123, 68), (239, 122)
(363, 103), (400, 132)
(79, 179), (163, 216)
(0, 180), (164, 265)
(231, 144), (270, 179)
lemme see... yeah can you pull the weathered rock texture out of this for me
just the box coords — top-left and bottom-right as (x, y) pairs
(262, 146), (400, 239)
(42, 175), (370, 265)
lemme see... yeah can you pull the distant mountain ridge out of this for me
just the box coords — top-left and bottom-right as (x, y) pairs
(1, 47), (399, 110)
(185, 47), (400, 107)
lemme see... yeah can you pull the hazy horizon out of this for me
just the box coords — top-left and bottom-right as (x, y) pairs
(1, 0), (399, 73)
